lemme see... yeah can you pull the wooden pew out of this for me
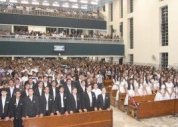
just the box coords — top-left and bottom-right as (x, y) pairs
(104, 80), (113, 87)
(23, 110), (113, 127)
(136, 100), (175, 119)
(118, 93), (126, 112)
(127, 94), (156, 117)
(128, 99), (178, 119)
(106, 86), (112, 95)
(110, 90), (117, 107)
(0, 120), (13, 127)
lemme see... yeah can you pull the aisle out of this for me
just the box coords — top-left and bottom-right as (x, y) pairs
(112, 107), (178, 127)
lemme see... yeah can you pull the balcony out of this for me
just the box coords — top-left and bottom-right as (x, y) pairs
(0, 35), (124, 57)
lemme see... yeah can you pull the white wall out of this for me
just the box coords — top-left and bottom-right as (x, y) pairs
(104, 0), (178, 67)
(28, 26), (46, 33)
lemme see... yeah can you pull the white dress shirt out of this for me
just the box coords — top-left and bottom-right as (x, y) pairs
(16, 98), (19, 107)
(92, 88), (101, 99)
(10, 87), (14, 97)
(45, 94), (49, 110)
(52, 87), (56, 100)
(60, 93), (64, 108)
(102, 94), (105, 104)
(38, 88), (42, 96)
(1, 96), (6, 113)
(87, 92), (92, 107)
(74, 95), (77, 108)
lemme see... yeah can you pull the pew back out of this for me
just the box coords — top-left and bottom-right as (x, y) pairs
(23, 110), (113, 127)
(137, 100), (175, 119)
(0, 120), (13, 127)
(104, 80), (113, 87)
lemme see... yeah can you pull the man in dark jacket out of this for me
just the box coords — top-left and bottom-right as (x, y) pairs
(23, 88), (40, 118)
(39, 87), (55, 116)
(10, 90), (24, 127)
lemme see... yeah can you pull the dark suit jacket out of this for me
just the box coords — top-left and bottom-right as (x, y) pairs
(49, 87), (58, 101)
(7, 87), (17, 98)
(39, 94), (55, 115)
(55, 79), (65, 86)
(23, 96), (40, 117)
(97, 94), (110, 110)
(34, 88), (44, 97)
(9, 97), (24, 119)
(21, 90), (28, 98)
(63, 84), (75, 96)
(67, 94), (82, 113)
(0, 96), (11, 118)
(55, 93), (68, 113)
(82, 92), (97, 110)
(75, 80), (86, 95)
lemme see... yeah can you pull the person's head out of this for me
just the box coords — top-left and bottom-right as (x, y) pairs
(86, 85), (92, 92)
(101, 87), (106, 94)
(59, 86), (65, 93)
(93, 83), (98, 89)
(67, 79), (72, 85)
(43, 76), (48, 82)
(38, 81), (44, 88)
(24, 82), (30, 90)
(28, 77), (33, 84)
(48, 76), (52, 82)
(1, 88), (7, 97)
(81, 80), (86, 86)
(44, 87), (50, 94)
(15, 78), (20, 84)
(15, 90), (21, 98)
(51, 80), (56, 87)
(28, 88), (34, 96)
(72, 87), (77, 95)
(8, 79), (14, 87)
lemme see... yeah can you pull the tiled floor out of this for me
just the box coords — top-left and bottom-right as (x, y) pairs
(112, 107), (178, 127)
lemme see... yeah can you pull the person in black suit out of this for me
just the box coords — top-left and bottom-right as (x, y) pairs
(55, 86), (68, 115)
(23, 88), (40, 118)
(55, 73), (65, 86)
(0, 88), (10, 120)
(77, 80), (86, 96)
(64, 79), (74, 96)
(67, 87), (82, 114)
(39, 87), (55, 116)
(21, 82), (30, 98)
(7, 79), (17, 98)
(43, 76), (50, 88)
(10, 90), (23, 127)
(27, 76), (37, 90)
(97, 87), (111, 110)
(34, 81), (44, 97)
(82, 85), (97, 112)
(49, 80), (58, 102)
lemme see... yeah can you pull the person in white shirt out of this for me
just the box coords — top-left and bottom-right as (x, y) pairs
(116, 77), (127, 101)
(92, 83), (101, 99)
(96, 72), (103, 89)
(124, 79), (135, 105)
(154, 85), (169, 101)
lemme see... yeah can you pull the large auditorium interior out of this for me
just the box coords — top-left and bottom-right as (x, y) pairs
(0, 0), (178, 127)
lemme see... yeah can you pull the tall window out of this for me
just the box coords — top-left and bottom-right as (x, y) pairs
(120, 0), (123, 18)
(129, 54), (134, 64)
(129, 0), (134, 13)
(161, 52), (168, 68)
(129, 18), (134, 49)
(120, 22), (123, 38)
(161, 6), (168, 46)
(110, 3), (113, 21)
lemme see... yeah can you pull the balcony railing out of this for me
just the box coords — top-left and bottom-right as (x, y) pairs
(0, 7), (104, 21)
(0, 35), (123, 44)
